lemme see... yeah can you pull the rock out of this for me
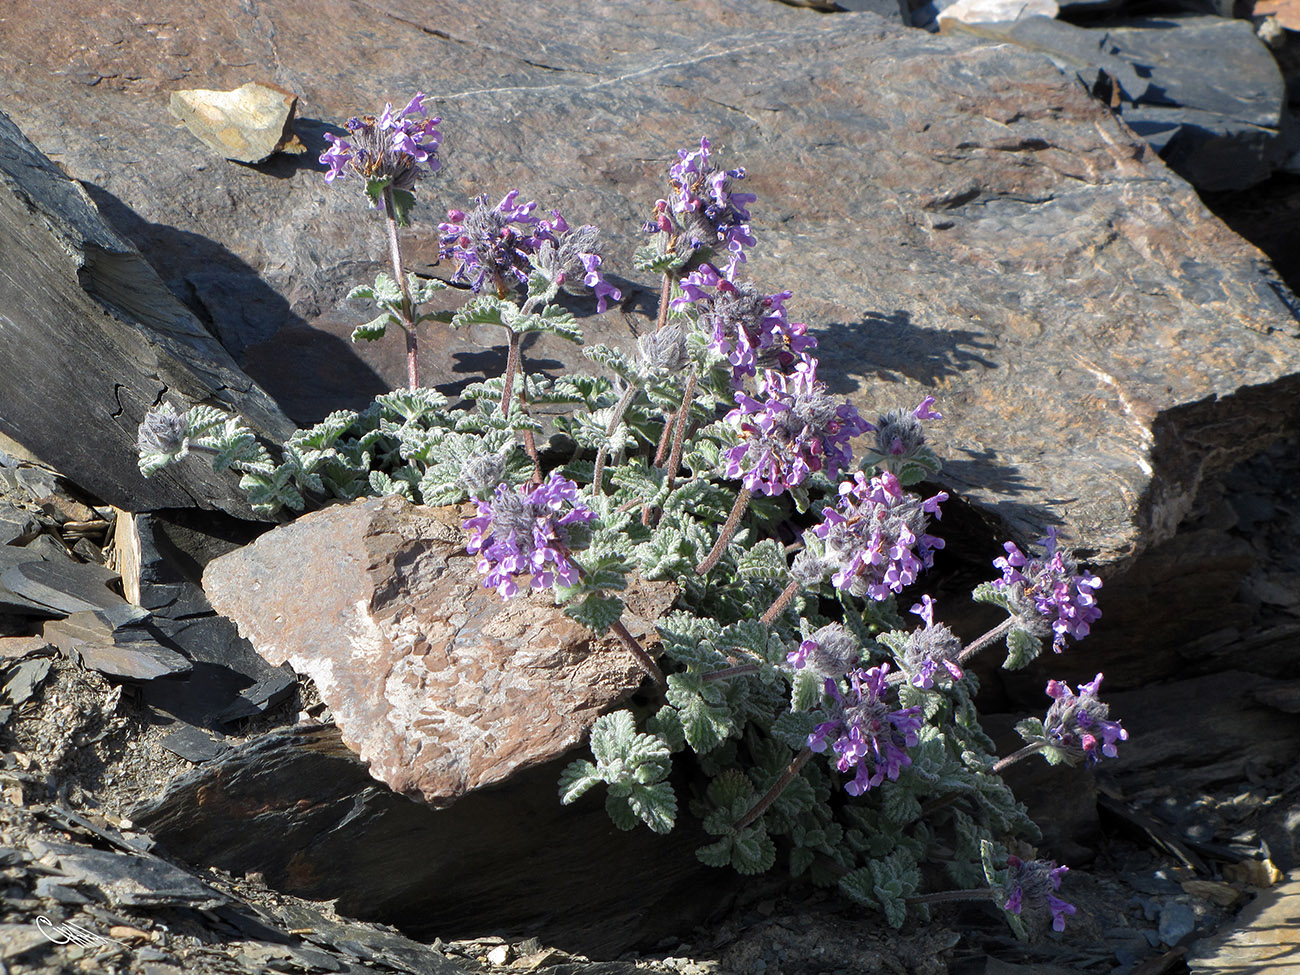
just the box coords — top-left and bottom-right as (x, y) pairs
(71, 641), (194, 681)
(947, 15), (1289, 191)
(158, 724), (227, 764)
(0, 656), (53, 725)
(0, 108), (295, 519)
(935, 0), (1059, 24)
(0, 560), (125, 615)
(2, 2), (1297, 575)
(211, 669), (296, 724)
(168, 82), (304, 164)
(1256, 0), (1300, 30)
(1187, 878), (1300, 970)
(131, 724), (738, 956)
(202, 496), (677, 806)
(30, 838), (225, 910)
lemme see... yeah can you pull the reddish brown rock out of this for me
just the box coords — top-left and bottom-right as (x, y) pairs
(201, 496), (676, 806)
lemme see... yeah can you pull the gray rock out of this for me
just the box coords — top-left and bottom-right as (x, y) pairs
(72, 641), (193, 681)
(34, 839), (225, 910)
(949, 15), (1288, 190)
(1, 0), (1298, 574)
(0, 109), (295, 518)
(0, 560), (124, 615)
(159, 724), (227, 764)
(1157, 900), (1197, 945)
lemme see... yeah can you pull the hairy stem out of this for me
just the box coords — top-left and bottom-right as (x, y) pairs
(696, 487), (753, 575)
(760, 579), (800, 626)
(382, 188), (419, 390)
(905, 888), (999, 907)
(735, 747), (812, 830)
(703, 663), (761, 682)
(664, 370), (698, 493)
(957, 617), (1017, 667)
(991, 741), (1047, 775)
(501, 329), (521, 421)
(592, 382), (640, 495)
(655, 271), (673, 332)
(609, 617), (667, 688)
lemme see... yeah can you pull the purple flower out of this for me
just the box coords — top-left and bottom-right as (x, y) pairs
(812, 470), (947, 601)
(722, 356), (870, 496)
(320, 92), (441, 196)
(648, 138), (757, 276)
(807, 664), (922, 796)
(464, 473), (596, 599)
(672, 265), (816, 385)
(439, 190), (541, 294)
(1043, 673), (1127, 765)
(902, 596), (964, 689)
(532, 212), (622, 313)
(787, 623), (861, 678)
(1003, 856), (1076, 933)
(992, 528), (1102, 653)
(873, 397), (940, 459)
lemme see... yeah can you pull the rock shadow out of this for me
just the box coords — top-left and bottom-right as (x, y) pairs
(819, 309), (998, 395)
(80, 183), (389, 427)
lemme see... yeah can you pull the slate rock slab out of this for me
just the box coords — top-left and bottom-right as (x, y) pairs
(2, 1), (1298, 574)
(948, 15), (1290, 191)
(202, 496), (677, 806)
(0, 560), (125, 615)
(132, 724), (739, 956)
(0, 108), (295, 518)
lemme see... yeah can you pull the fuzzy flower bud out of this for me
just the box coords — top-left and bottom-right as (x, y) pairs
(902, 595), (964, 689)
(457, 451), (508, 499)
(638, 323), (691, 376)
(1043, 673), (1127, 765)
(136, 403), (190, 469)
(993, 527), (1102, 653)
(787, 623), (860, 678)
(1003, 856), (1076, 933)
(532, 213), (621, 313)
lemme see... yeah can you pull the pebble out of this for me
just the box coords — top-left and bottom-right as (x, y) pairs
(1158, 901), (1198, 945)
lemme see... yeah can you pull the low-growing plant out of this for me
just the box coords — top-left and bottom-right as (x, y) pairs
(137, 102), (1123, 939)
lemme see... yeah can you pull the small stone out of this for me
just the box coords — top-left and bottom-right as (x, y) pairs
(487, 944), (510, 965)
(159, 724), (227, 764)
(1157, 900), (1197, 945)
(1181, 879), (1244, 907)
(72, 642), (192, 682)
(1223, 858), (1284, 887)
(937, 0), (1058, 24)
(169, 82), (305, 164)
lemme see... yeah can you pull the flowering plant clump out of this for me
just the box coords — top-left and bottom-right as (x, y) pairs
(137, 116), (1120, 940)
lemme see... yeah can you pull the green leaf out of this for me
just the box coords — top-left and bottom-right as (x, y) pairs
(696, 837), (734, 869)
(605, 793), (639, 831)
(1003, 625), (1043, 670)
(790, 667), (826, 713)
(557, 760), (601, 804)
(565, 594), (626, 634)
(388, 187), (416, 226)
(450, 294), (513, 330)
(769, 710), (816, 750)
(352, 315), (391, 342)
(633, 243), (695, 275)
(628, 781), (677, 834)
(736, 538), (790, 584)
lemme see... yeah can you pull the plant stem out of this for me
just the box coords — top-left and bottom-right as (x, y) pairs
(696, 487), (753, 575)
(609, 617), (667, 688)
(735, 747), (812, 830)
(760, 579), (800, 625)
(655, 272), (673, 332)
(664, 370), (698, 493)
(592, 382), (640, 495)
(382, 188), (419, 390)
(991, 741), (1046, 775)
(957, 617), (1016, 667)
(500, 329), (541, 484)
(905, 888), (999, 907)
(703, 663), (761, 682)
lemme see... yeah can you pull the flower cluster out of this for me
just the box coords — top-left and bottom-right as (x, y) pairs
(320, 93), (442, 195)
(648, 137), (756, 276)
(1043, 673), (1127, 765)
(136, 402), (190, 465)
(673, 265), (816, 385)
(902, 596), (964, 689)
(464, 473), (595, 599)
(1003, 856), (1076, 932)
(812, 470), (948, 601)
(787, 623), (861, 678)
(993, 527), (1102, 653)
(809, 664), (923, 796)
(722, 356), (869, 496)
(440, 192), (619, 310)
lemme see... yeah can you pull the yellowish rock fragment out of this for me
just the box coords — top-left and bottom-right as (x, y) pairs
(168, 82), (305, 163)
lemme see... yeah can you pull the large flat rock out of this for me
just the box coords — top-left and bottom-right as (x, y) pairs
(2, 1), (1299, 567)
